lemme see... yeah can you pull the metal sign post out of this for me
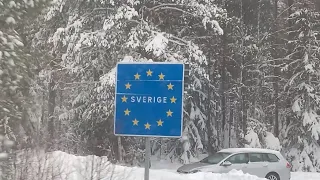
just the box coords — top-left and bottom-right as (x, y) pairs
(144, 137), (151, 180)
(114, 62), (185, 180)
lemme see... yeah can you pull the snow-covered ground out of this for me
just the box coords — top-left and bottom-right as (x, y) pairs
(150, 156), (320, 180)
(15, 151), (320, 180)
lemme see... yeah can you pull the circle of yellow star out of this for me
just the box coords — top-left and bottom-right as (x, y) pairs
(134, 73), (140, 80)
(170, 96), (177, 103)
(157, 119), (164, 126)
(125, 82), (131, 89)
(167, 83), (174, 90)
(144, 123), (151, 129)
(124, 108), (131, 116)
(158, 73), (165, 80)
(121, 95), (128, 102)
(166, 109), (173, 117)
(146, 69), (153, 76)
(132, 118), (139, 126)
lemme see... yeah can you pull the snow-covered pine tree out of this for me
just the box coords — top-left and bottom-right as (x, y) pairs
(282, 2), (320, 172)
(220, 0), (282, 151)
(32, 0), (229, 163)
(0, 0), (50, 178)
(98, 0), (229, 164)
(0, 0), (49, 139)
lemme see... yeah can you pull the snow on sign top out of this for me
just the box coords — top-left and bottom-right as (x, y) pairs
(100, 56), (153, 86)
(113, 62), (184, 138)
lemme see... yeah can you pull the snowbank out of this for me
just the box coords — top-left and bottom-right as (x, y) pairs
(291, 172), (320, 180)
(245, 130), (262, 148)
(173, 170), (267, 180)
(264, 132), (281, 151)
(15, 150), (267, 180)
(105, 168), (267, 180)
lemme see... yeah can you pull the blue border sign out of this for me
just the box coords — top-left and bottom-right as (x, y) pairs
(114, 62), (184, 137)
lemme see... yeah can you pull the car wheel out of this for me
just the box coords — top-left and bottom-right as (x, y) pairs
(266, 172), (280, 180)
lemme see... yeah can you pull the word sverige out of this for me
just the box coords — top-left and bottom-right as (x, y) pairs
(130, 96), (168, 103)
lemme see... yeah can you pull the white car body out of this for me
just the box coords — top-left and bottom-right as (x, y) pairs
(177, 148), (291, 180)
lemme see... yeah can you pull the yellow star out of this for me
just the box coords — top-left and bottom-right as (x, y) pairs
(170, 96), (177, 103)
(124, 108), (131, 116)
(146, 69), (153, 76)
(167, 83), (174, 90)
(134, 73), (140, 80)
(145, 123), (151, 129)
(125, 82), (131, 89)
(166, 109), (173, 117)
(132, 118), (139, 126)
(121, 95), (128, 102)
(158, 73), (165, 80)
(157, 119), (164, 126)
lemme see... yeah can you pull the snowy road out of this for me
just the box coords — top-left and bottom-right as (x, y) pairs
(116, 167), (320, 180)
(150, 159), (320, 180)
(149, 167), (320, 180)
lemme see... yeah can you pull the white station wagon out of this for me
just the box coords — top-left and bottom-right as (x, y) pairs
(177, 148), (291, 180)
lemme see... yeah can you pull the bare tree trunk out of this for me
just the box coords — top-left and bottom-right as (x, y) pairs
(285, 0), (294, 127)
(221, 33), (227, 134)
(315, 0), (320, 11)
(41, 91), (45, 125)
(206, 56), (214, 154)
(272, 0), (280, 137)
(48, 70), (56, 149)
(252, 0), (262, 121)
(240, 0), (248, 137)
(229, 98), (234, 148)
(241, 76), (247, 136)
(59, 86), (63, 132)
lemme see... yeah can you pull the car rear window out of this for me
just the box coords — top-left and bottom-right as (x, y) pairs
(249, 153), (280, 162)
(265, 153), (279, 162)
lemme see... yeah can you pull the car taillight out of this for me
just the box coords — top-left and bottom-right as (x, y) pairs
(286, 162), (292, 169)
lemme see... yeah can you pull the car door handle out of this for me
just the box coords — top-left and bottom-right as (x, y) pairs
(263, 164), (268, 167)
